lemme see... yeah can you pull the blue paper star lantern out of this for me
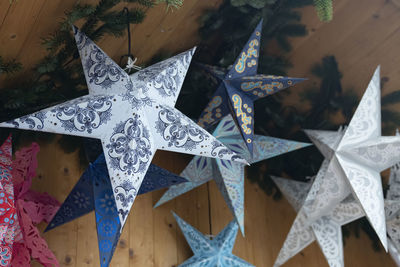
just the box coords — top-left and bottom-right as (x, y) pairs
(197, 20), (305, 155)
(173, 212), (254, 267)
(46, 153), (187, 266)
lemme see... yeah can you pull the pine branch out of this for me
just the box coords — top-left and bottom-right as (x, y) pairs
(125, 0), (155, 7)
(313, 0), (333, 22)
(0, 0), (168, 123)
(0, 56), (22, 76)
(230, 0), (278, 9)
(382, 91), (400, 106)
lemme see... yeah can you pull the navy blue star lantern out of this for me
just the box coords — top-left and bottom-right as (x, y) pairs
(174, 212), (254, 266)
(197, 19), (305, 155)
(46, 154), (187, 266)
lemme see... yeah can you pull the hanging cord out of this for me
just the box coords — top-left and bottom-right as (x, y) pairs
(120, 7), (141, 72)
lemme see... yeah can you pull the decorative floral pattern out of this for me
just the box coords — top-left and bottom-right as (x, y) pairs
(302, 157), (351, 221)
(215, 159), (245, 232)
(211, 140), (242, 162)
(349, 140), (400, 172)
(228, 22), (262, 78)
(389, 239), (400, 266)
(0, 169), (11, 183)
(211, 141), (232, 158)
(240, 76), (286, 98)
(156, 115), (310, 234)
(120, 83), (153, 109)
(73, 26), (88, 51)
(46, 169), (94, 232)
(139, 164), (187, 195)
(299, 68), (398, 252)
(311, 217), (343, 267)
(338, 157), (386, 247)
(197, 84), (229, 129)
(155, 106), (206, 151)
(197, 95), (223, 128)
(272, 176), (312, 212)
(386, 156), (400, 257)
(139, 60), (181, 98)
(0, 28), (247, 259)
(0, 137), (16, 267)
(274, 174), (364, 267)
(234, 38), (259, 74)
(85, 46), (126, 89)
(98, 218), (118, 237)
(340, 67), (381, 148)
(174, 213), (253, 267)
(48, 149), (188, 267)
(273, 132), (382, 267)
(99, 240), (112, 253)
(387, 156), (400, 201)
(97, 192), (116, 216)
(106, 116), (152, 174)
(136, 49), (194, 103)
(231, 94), (252, 140)
(8, 112), (47, 130)
(0, 139), (60, 267)
(114, 180), (137, 211)
(0, 247), (11, 266)
(274, 211), (315, 266)
(196, 20), (303, 150)
(52, 95), (112, 133)
(73, 191), (91, 209)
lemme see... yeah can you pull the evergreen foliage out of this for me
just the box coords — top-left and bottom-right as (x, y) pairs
(176, 0), (313, 119)
(0, 0), (181, 154)
(0, 56), (21, 76)
(1, 0), (399, 249)
(176, 0), (400, 248)
(0, 0), (176, 122)
(314, 0), (333, 21)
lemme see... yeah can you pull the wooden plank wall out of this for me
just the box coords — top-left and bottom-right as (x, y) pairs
(284, 0), (400, 120)
(1, 0), (400, 266)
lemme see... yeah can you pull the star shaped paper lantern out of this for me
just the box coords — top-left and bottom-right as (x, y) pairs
(0, 136), (60, 266)
(155, 115), (311, 234)
(46, 153), (187, 266)
(300, 66), (400, 250)
(197, 20), (305, 154)
(273, 66), (400, 267)
(385, 199), (400, 267)
(272, 175), (364, 267)
(0, 26), (246, 231)
(173, 212), (254, 267)
(0, 136), (16, 266)
(385, 157), (400, 266)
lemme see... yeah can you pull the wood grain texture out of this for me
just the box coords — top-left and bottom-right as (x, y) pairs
(1, 0), (399, 266)
(29, 139), (396, 267)
(284, 0), (400, 121)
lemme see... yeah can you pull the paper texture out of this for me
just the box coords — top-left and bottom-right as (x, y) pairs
(0, 26), (246, 230)
(173, 212), (254, 267)
(156, 115), (311, 234)
(197, 20), (305, 154)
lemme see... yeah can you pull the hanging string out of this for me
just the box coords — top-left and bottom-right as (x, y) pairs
(120, 7), (141, 72)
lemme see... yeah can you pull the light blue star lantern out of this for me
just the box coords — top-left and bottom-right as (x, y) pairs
(156, 115), (311, 234)
(173, 212), (254, 267)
